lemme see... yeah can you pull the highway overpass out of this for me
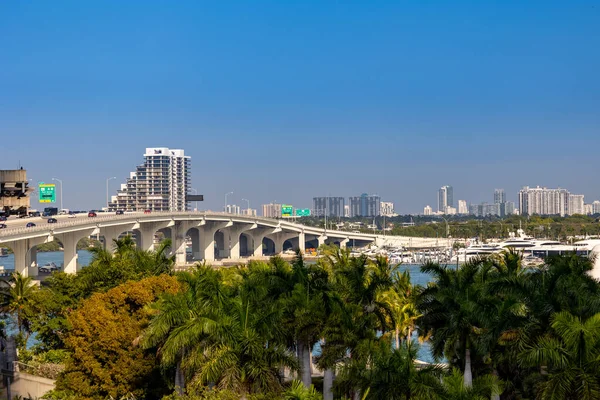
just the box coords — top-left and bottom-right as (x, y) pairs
(0, 211), (447, 277)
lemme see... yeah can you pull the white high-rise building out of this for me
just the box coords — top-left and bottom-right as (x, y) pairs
(262, 203), (282, 218)
(109, 147), (190, 212)
(568, 194), (585, 216)
(584, 204), (594, 215)
(424, 205), (433, 216)
(242, 208), (257, 217)
(380, 201), (395, 217)
(225, 204), (241, 215)
(519, 186), (570, 217)
(458, 200), (468, 215)
(438, 186), (453, 213)
(593, 201), (600, 214)
(445, 206), (457, 215)
(344, 204), (350, 218)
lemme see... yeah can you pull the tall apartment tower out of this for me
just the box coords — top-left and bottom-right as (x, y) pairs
(349, 194), (381, 217)
(109, 148), (191, 212)
(457, 200), (468, 215)
(312, 197), (345, 218)
(568, 194), (585, 216)
(438, 186), (453, 213)
(519, 186), (572, 217)
(262, 203), (282, 218)
(494, 189), (506, 204)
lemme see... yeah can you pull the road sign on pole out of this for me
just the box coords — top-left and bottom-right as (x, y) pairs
(281, 205), (293, 218)
(295, 209), (311, 217)
(38, 183), (56, 203)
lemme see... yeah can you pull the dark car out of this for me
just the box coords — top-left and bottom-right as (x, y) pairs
(47, 218), (58, 223)
(0, 216), (7, 222)
(26, 222), (36, 228)
(88, 211), (97, 217)
(0, 224), (7, 229)
(115, 210), (124, 215)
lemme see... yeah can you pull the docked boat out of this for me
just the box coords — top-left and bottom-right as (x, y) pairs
(39, 262), (60, 273)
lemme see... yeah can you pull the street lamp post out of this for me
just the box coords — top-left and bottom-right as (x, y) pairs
(106, 177), (116, 210)
(225, 191), (234, 213)
(52, 178), (63, 211)
(242, 198), (250, 215)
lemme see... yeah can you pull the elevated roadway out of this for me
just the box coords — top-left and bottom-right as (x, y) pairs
(0, 211), (444, 277)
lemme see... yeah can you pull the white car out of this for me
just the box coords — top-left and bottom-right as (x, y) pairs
(68, 213), (76, 218)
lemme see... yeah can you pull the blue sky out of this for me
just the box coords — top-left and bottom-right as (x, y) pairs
(1, 1), (599, 213)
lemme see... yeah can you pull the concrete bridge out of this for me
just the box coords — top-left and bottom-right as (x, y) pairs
(0, 211), (444, 277)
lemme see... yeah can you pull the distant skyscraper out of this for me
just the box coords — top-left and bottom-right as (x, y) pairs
(519, 186), (572, 216)
(344, 204), (350, 218)
(423, 205), (433, 216)
(568, 194), (585, 216)
(262, 203), (282, 218)
(349, 194), (381, 217)
(438, 186), (453, 213)
(109, 147), (190, 212)
(458, 200), (468, 215)
(594, 201), (600, 215)
(380, 201), (395, 217)
(494, 189), (506, 204)
(312, 197), (345, 218)
(585, 204), (594, 215)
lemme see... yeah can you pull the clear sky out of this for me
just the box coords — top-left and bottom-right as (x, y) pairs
(1, 1), (599, 213)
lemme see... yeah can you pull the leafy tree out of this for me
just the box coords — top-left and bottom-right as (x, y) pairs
(51, 275), (180, 400)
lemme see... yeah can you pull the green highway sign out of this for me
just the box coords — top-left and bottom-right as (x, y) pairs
(39, 183), (56, 203)
(281, 205), (293, 217)
(295, 208), (311, 217)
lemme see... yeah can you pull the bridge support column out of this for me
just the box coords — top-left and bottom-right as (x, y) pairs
(10, 241), (28, 277)
(200, 221), (232, 262)
(57, 228), (98, 274)
(318, 235), (328, 248)
(7, 236), (53, 277)
(27, 246), (38, 277)
(249, 228), (269, 257)
(136, 221), (174, 252)
(268, 232), (299, 255)
(172, 221), (197, 266)
(189, 228), (201, 261)
(226, 224), (257, 260)
(340, 238), (349, 249)
(298, 231), (306, 253)
(101, 226), (124, 253)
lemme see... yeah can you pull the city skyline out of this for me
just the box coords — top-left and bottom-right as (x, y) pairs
(2, 2), (599, 213)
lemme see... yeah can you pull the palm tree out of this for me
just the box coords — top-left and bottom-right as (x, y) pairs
(418, 260), (486, 388)
(335, 339), (443, 400)
(438, 368), (502, 400)
(519, 311), (600, 400)
(144, 263), (298, 397)
(0, 272), (37, 341)
(381, 270), (421, 348)
(284, 380), (323, 400)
